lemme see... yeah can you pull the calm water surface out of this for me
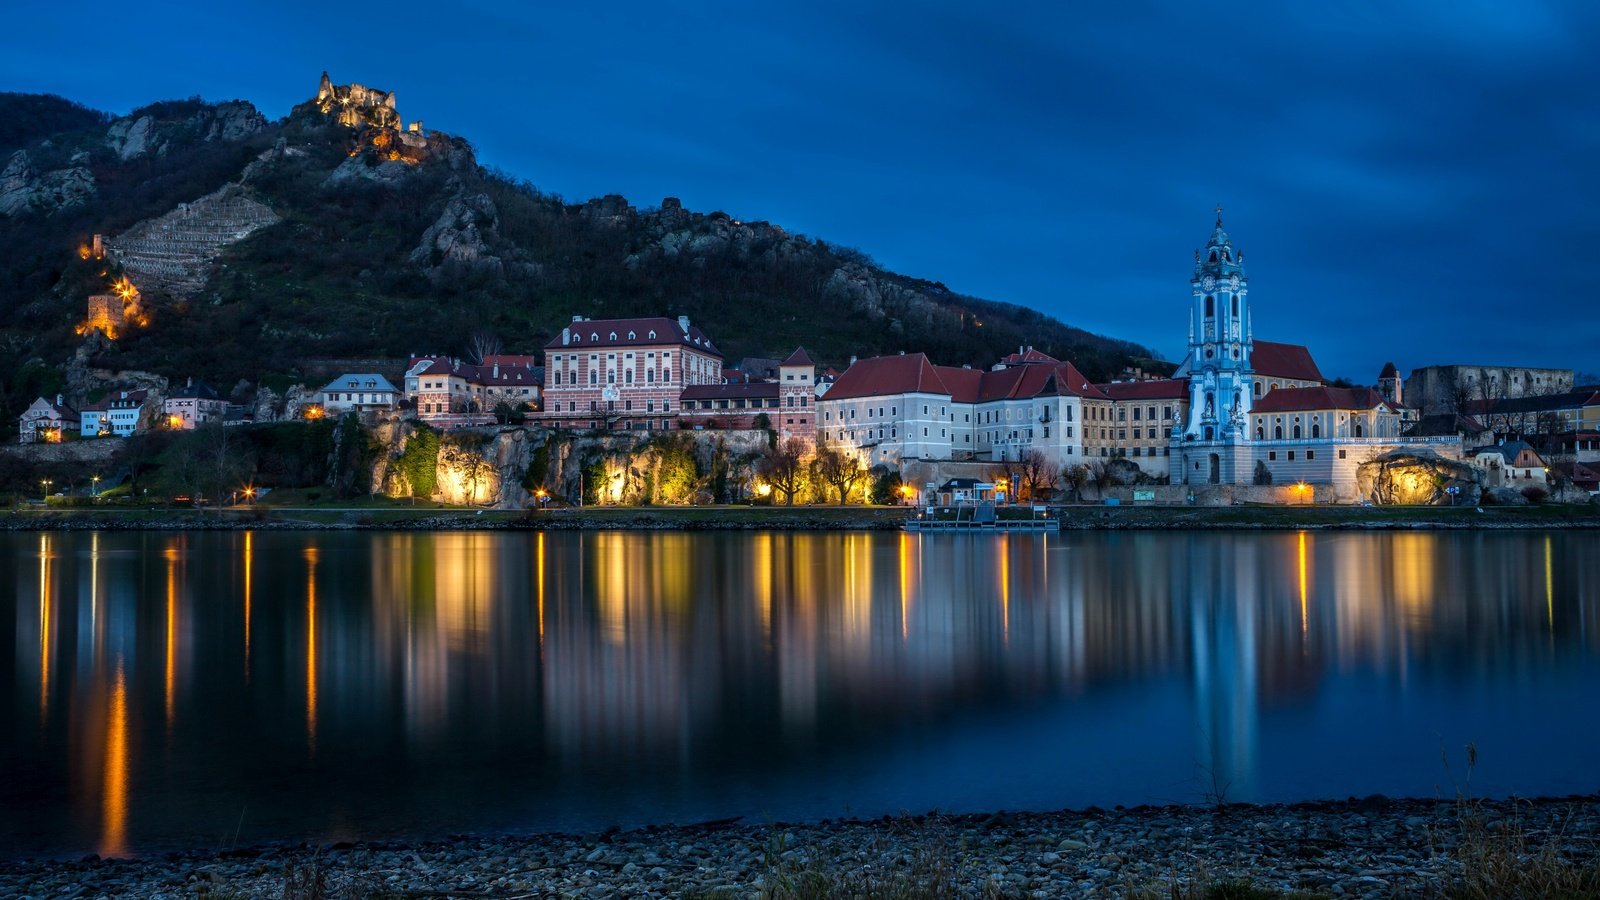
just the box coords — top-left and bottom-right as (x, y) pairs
(3, 529), (1598, 858)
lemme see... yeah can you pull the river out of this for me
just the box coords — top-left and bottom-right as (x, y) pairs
(3, 529), (1597, 858)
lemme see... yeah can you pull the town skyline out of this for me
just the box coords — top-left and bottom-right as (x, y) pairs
(5, 3), (1599, 381)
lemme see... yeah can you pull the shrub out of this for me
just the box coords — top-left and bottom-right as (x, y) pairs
(1521, 485), (1549, 503)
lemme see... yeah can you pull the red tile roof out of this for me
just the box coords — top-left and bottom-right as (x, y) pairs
(1097, 379), (1189, 401)
(680, 383), (780, 401)
(997, 347), (1061, 367)
(826, 354), (1105, 403)
(780, 346), (815, 367)
(1252, 385), (1390, 413)
(1252, 341), (1325, 383)
(545, 316), (720, 356)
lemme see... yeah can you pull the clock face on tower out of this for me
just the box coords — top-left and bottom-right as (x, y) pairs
(1201, 275), (1216, 291)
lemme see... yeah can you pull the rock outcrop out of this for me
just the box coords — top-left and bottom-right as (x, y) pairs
(410, 192), (504, 278)
(107, 182), (280, 297)
(0, 149), (95, 216)
(103, 101), (267, 160)
(1355, 449), (1481, 506)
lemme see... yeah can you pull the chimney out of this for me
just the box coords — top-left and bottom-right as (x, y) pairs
(678, 315), (690, 332)
(849, 355), (857, 366)
(493, 363), (500, 378)
(187, 377), (193, 388)
(56, 394), (65, 407)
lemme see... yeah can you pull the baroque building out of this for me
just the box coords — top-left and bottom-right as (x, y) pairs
(1171, 210), (1257, 484)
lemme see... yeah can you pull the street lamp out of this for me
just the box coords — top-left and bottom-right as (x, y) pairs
(91, 474), (101, 497)
(41, 479), (52, 503)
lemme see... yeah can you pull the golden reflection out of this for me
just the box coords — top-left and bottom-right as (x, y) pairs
(1298, 531), (1309, 641)
(243, 531), (253, 679)
(999, 534), (1011, 643)
(1545, 534), (1554, 632)
(597, 533), (629, 644)
(305, 546), (319, 752)
(39, 533), (51, 722)
(101, 660), (128, 857)
(164, 543), (178, 728)
(754, 533), (773, 640)
(898, 532), (912, 642)
(537, 531), (546, 647)
(1391, 533), (1434, 622)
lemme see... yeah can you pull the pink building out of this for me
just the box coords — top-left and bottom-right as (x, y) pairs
(677, 346), (818, 440)
(541, 315), (722, 430)
(405, 354), (543, 423)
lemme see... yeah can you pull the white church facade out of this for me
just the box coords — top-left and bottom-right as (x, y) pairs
(1168, 212), (1461, 492)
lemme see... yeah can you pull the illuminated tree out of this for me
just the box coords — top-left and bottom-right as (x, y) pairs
(1016, 449), (1056, 501)
(758, 437), (809, 506)
(813, 442), (865, 504)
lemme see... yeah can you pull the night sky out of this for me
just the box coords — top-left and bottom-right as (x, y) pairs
(6, 2), (1598, 381)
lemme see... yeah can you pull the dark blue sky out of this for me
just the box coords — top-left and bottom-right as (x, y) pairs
(6, 2), (1599, 380)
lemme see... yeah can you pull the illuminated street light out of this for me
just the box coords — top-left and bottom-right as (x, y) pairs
(41, 479), (52, 503)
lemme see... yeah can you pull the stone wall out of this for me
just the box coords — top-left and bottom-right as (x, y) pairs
(107, 183), (280, 297)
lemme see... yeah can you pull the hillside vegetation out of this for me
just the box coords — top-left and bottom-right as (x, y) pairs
(0, 86), (1159, 433)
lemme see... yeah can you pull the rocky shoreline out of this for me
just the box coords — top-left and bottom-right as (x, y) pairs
(3, 796), (1596, 898)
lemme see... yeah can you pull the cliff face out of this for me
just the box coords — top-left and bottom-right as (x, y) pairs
(369, 425), (770, 510)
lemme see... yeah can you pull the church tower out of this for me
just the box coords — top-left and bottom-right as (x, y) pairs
(1182, 208), (1254, 442)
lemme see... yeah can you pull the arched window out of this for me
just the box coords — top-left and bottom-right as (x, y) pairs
(1293, 424), (1302, 439)
(1209, 251), (1218, 262)
(1204, 426), (1214, 441)
(1222, 249), (1231, 262)
(1355, 421), (1364, 437)
(1311, 422), (1320, 438)
(1274, 425), (1283, 440)
(1254, 383), (1263, 397)
(589, 371), (597, 385)
(1205, 295), (1214, 317)
(1255, 426), (1264, 440)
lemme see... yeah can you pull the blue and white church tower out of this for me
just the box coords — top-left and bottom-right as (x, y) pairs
(1173, 209), (1256, 485)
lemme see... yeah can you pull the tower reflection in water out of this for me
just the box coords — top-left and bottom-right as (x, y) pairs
(3, 529), (1597, 857)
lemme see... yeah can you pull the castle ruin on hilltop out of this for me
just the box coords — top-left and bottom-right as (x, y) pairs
(316, 71), (423, 134)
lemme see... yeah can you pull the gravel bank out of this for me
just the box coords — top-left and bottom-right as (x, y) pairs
(5, 796), (1597, 898)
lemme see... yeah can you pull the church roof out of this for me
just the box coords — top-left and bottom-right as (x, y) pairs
(1097, 379), (1189, 401)
(1251, 341), (1325, 383)
(1252, 385), (1391, 413)
(1379, 361), (1400, 379)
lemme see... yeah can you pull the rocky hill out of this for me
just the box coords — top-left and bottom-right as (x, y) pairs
(0, 79), (1160, 431)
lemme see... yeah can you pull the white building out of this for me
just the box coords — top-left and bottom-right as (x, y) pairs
(18, 395), (75, 443)
(815, 352), (1105, 468)
(1166, 213), (1461, 492)
(318, 373), (402, 416)
(163, 380), (226, 429)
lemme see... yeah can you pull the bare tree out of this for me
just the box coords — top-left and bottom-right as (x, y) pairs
(468, 330), (503, 365)
(200, 421), (255, 507)
(757, 437), (809, 505)
(813, 443), (865, 504)
(1060, 463), (1090, 502)
(1016, 449), (1055, 501)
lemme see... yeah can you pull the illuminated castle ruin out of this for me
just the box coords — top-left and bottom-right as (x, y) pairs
(316, 71), (423, 134)
(79, 276), (146, 340)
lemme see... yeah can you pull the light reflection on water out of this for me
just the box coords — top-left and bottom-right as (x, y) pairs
(3, 529), (1598, 858)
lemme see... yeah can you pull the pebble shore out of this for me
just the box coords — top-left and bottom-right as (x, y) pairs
(5, 796), (1597, 898)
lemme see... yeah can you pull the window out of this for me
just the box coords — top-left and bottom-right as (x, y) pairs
(1292, 424), (1302, 439)
(1311, 422), (1320, 438)
(1306, 450), (1315, 460)
(1274, 425), (1283, 440)
(1269, 451), (1277, 460)
(1205, 295), (1214, 317)
(1338, 449), (1347, 459)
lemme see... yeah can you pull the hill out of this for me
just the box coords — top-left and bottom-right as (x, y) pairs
(0, 79), (1161, 430)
